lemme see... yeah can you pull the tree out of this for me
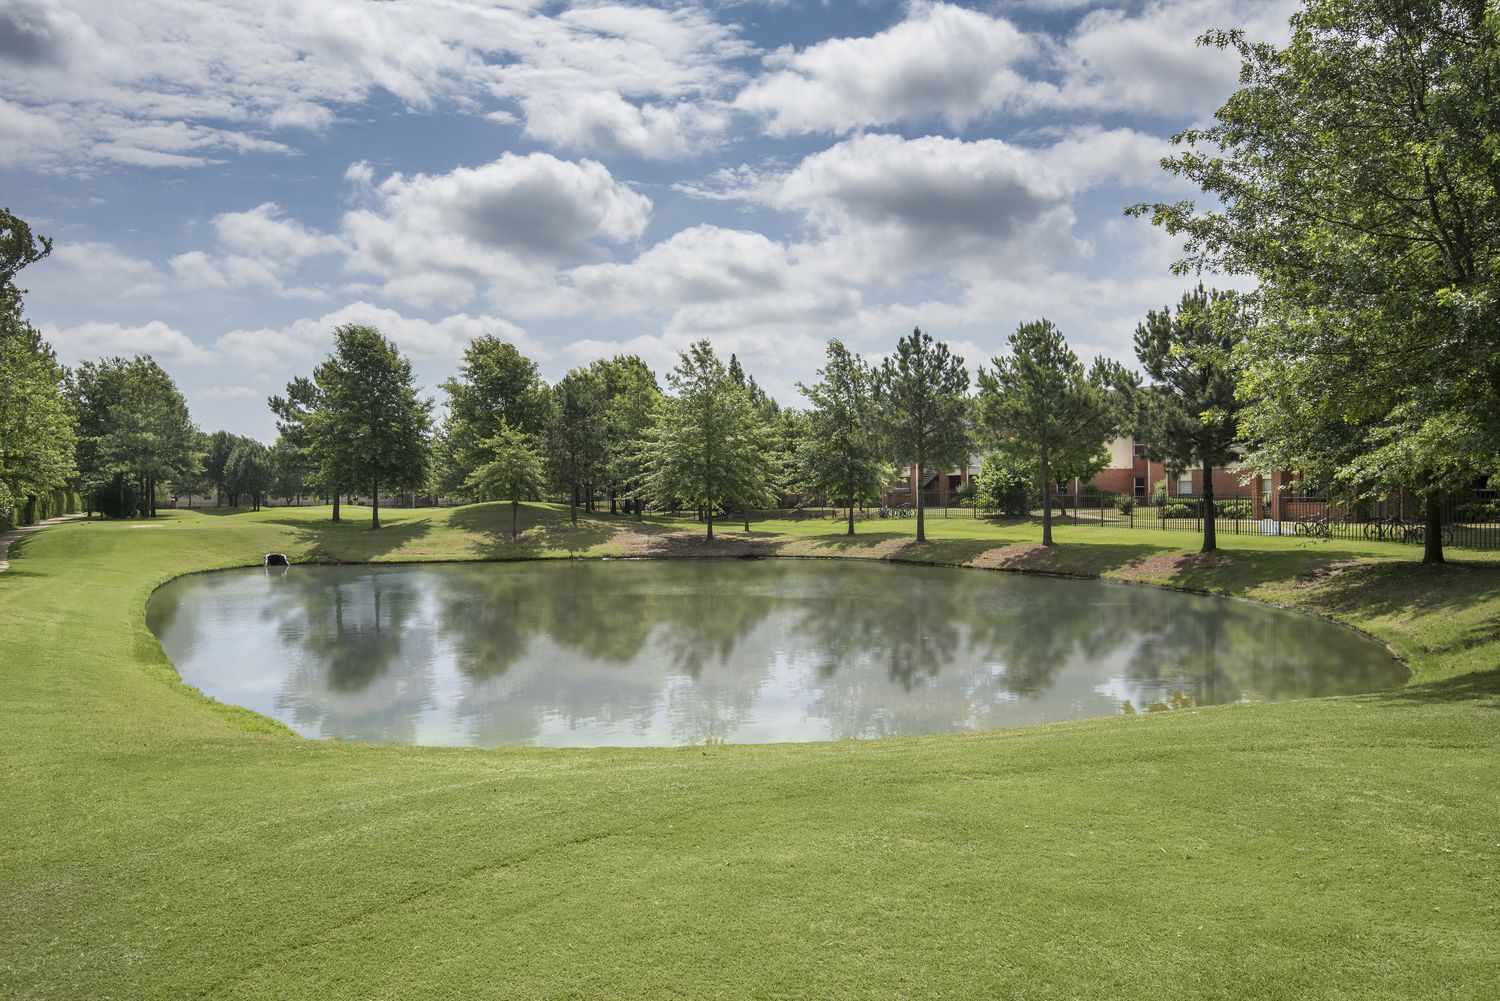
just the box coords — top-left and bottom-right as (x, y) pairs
(0, 207), (52, 310)
(798, 339), (885, 536)
(640, 340), (777, 540)
(268, 377), (322, 506)
(873, 328), (970, 543)
(0, 274), (75, 528)
(545, 368), (606, 526)
(225, 439), (272, 511)
(1133, 286), (1250, 553)
(972, 449), (1032, 517)
(201, 430), (240, 506)
(435, 337), (551, 497)
(977, 320), (1129, 547)
(310, 324), (431, 529)
(587, 355), (661, 517)
(72, 356), (198, 519)
(1130, 0), (1500, 563)
(269, 437), (306, 504)
(465, 421), (547, 540)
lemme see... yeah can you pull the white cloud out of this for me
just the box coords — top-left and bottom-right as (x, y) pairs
(213, 302), (544, 370)
(0, 0), (752, 169)
(735, 2), (1038, 135)
(1050, 0), (1298, 117)
(42, 319), (210, 364)
(340, 153), (652, 308)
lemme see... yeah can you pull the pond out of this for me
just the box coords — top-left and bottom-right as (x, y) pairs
(146, 559), (1405, 748)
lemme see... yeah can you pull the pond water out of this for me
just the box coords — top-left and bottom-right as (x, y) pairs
(146, 559), (1405, 748)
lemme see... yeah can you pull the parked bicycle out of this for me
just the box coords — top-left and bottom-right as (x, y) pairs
(1294, 514), (1331, 538)
(1363, 516), (1407, 542)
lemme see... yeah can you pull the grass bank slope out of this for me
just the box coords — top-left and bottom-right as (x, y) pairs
(1, 505), (1496, 999)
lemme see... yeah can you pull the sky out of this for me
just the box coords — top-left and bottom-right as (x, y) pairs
(2, 0), (1296, 441)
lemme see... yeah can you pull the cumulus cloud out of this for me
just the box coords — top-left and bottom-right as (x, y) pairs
(42, 319), (210, 364)
(735, 2), (1038, 135)
(213, 302), (543, 370)
(0, 0), (752, 169)
(1048, 0), (1299, 117)
(340, 153), (652, 308)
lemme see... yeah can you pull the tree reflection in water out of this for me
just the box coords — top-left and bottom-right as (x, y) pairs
(147, 561), (1407, 747)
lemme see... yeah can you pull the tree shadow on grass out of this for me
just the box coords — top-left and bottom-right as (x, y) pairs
(448, 503), (616, 557)
(1303, 560), (1500, 620)
(261, 513), (434, 562)
(1367, 666), (1500, 708)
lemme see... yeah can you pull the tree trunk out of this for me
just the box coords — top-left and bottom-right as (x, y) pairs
(332, 489), (341, 523)
(635, 494), (643, 521)
(1201, 461), (1217, 553)
(610, 489), (617, 515)
(1041, 461), (1053, 547)
(744, 508), (750, 533)
(570, 481), (578, 525)
(706, 497), (715, 540)
(371, 481), (380, 529)
(915, 460), (925, 543)
(846, 483), (855, 536)
(1423, 490), (1444, 564)
(511, 498), (519, 541)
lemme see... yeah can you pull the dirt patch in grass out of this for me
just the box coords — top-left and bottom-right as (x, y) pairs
(1292, 559), (1368, 589)
(1125, 550), (1233, 578)
(613, 525), (785, 558)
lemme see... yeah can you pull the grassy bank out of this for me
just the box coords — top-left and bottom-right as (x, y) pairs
(2, 504), (1496, 999)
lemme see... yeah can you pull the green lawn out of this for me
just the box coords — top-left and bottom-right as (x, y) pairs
(2, 504), (1497, 999)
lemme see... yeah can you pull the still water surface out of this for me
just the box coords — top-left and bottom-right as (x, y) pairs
(147, 559), (1405, 747)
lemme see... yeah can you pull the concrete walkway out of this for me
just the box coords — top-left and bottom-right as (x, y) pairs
(0, 514), (83, 573)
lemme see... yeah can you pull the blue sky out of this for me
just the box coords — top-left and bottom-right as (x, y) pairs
(3, 0), (1294, 441)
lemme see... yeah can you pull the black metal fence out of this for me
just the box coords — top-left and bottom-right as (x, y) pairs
(1009, 487), (1500, 551)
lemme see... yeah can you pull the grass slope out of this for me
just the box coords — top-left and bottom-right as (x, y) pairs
(1, 504), (1496, 999)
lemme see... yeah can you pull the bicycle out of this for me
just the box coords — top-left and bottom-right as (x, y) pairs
(1400, 522), (1455, 546)
(1363, 516), (1407, 542)
(1294, 514), (1331, 538)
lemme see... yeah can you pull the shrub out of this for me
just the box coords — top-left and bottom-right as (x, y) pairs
(1157, 501), (1199, 519)
(1116, 496), (1135, 515)
(1214, 499), (1254, 519)
(1456, 501), (1500, 522)
(974, 451), (1031, 517)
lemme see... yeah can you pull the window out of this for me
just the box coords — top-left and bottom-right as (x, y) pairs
(1133, 477), (1147, 497)
(1133, 440), (1147, 458)
(1177, 472), (1194, 496)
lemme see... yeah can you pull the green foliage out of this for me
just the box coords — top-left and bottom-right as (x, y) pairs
(1132, 1), (1500, 562)
(1132, 286), (1250, 552)
(435, 337), (551, 497)
(465, 421), (547, 539)
(1115, 496), (1136, 515)
(69, 355), (198, 518)
(545, 368), (606, 524)
(640, 340), (778, 538)
(588, 354), (662, 513)
(874, 328), (970, 542)
(977, 319), (1130, 545)
(267, 376), (323, 498)
(0, 206), (52, 313)
(224, 439), (272, 511)
(1456, 501), (1500, 523)
(797, 339), (885, 533)
(973, 450), (1032, 516)
(310, 324), (432, 528)
(0, 306), (76, 525)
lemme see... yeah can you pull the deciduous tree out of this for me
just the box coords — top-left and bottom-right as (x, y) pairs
(465, 421), (546, 540)
(310, 324), (431, 529)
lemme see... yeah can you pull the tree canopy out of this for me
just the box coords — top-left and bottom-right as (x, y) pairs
(310, 324), (431, 529)
(874, 328), (970, 543)
(465, 420), (547, 540)
(978, 320), (1129, 547)
(641, 340), (777, 540)
(798, 339), (885, 536)
(1132, 0), (1500, 562)
(1133, 286), (1249, 553)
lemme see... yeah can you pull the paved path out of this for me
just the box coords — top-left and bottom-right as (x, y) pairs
(0, 514), (83, 573)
